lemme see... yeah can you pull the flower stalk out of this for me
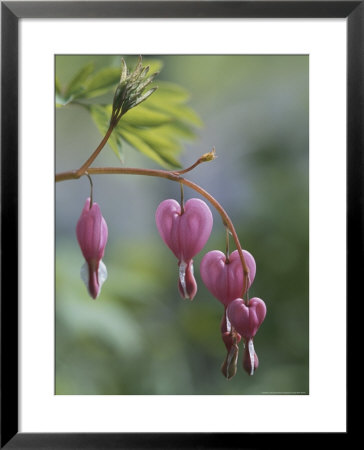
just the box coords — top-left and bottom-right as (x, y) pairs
(56, 163), (250, 292)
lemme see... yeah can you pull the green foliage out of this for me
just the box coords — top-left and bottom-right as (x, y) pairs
(65, 62), (95, 98)
(55, 57), (201, 168)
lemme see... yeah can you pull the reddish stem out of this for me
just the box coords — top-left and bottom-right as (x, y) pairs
(55, 165), (250, 294)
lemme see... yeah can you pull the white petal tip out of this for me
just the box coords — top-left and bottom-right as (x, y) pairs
(80, 260), (108, 299)
(248, 339), (255, 376)
(179, 261), (188, 298)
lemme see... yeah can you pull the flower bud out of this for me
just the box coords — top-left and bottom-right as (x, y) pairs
(112, 57), (158, 116)
(76, 197), (108, 299)
(200, 148), (216, 162)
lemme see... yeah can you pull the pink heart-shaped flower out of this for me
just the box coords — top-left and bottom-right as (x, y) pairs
(226, 297), (266, 340)
(200, 250), (256, 306)
(155, 198), (213, 262)
(76, 197), (108, 299)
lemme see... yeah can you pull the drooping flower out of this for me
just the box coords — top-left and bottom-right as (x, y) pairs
(76, 197), (108, 299)
(155, 198), (213, 300)
(227, 297), (266, 340)
(227, 297), (266, 375)
(200, 249), (256, 306)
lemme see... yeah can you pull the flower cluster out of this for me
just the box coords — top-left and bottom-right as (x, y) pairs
(156, 197), (267, 378)
(75, 192), (266, 378)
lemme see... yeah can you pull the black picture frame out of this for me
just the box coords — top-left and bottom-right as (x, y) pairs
(1, 1), (357, 447)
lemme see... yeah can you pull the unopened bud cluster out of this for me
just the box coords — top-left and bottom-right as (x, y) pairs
(112, 56), (158, 120)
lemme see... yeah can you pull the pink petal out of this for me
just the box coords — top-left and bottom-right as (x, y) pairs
(88, 261), (100, 300)
(155, 199), (181, 258)
(76, 198), (108, 262)
(155, 198), (213, 261)
(200, 250), (256, 306)
(226, 297), (266, 340)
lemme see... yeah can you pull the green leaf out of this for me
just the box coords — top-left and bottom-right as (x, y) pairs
(151, 147), (182, 168)
(83, 67), (121, 98)
(153, 81), (190, 104)
(55, 93), (75, 108)
(120, 123), (182, 168)
(55, 76), (62, 95)
(122, 105), (172, 127)
(144, 81), (202, 126)
(158, 122), (197, 140)
(65, 62), (94, 98)
(88, 103), (181, 168)
(119, 128), (179, 169)
(56, 93), (65, 107)
(57, 57), (201, 168)
(89, 105), (124, 161)
(123, 124), (180, 153)
(147, 96), (203, 127)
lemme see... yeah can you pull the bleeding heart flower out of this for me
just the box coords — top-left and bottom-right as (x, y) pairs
(227, 297), (266, 376)
(155, 198), (213, 300)
(76, 197), (108, 299)
(227, 297), (266, 340)
(200, 249), (256, 306)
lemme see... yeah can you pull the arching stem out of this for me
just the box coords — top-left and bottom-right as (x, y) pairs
(55, 165), (250, 293)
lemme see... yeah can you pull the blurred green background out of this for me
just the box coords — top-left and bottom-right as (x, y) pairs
(56, 55), (309, 395)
